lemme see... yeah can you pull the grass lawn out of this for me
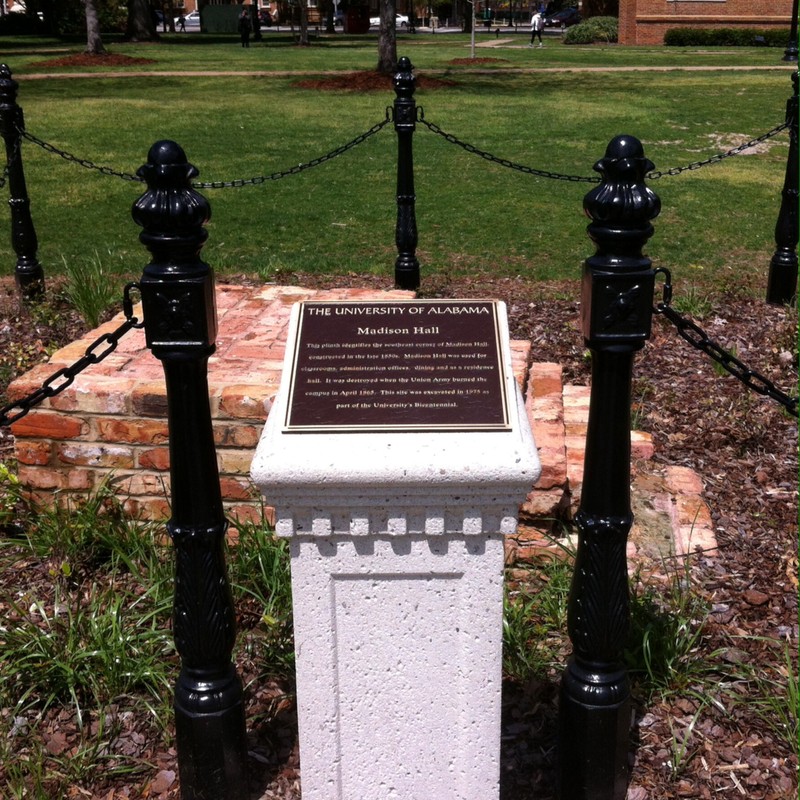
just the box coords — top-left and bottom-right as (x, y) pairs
(0, 37), (793, 295)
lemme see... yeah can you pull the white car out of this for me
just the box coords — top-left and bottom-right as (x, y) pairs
(174, 10), (201, 26)
(369, 13), (409, 26)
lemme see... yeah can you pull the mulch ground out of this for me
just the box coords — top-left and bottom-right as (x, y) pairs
(31, 53), (158, 69)
(0, 270), (796, 799)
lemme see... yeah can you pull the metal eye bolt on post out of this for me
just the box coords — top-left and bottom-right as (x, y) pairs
(558, 135), (660, 800)
(0, 64), (45, 301)
(393, 56), (420, 291)
(132, 140), (248, 800)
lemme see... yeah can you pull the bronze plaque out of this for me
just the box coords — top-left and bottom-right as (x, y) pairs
(284, 300), (511, 432)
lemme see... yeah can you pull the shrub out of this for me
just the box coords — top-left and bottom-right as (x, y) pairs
(563, 16), (618, 44)
(664, 26), (790, 47)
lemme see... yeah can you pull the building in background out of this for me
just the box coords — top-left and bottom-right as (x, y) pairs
(618, 0), (794, 45)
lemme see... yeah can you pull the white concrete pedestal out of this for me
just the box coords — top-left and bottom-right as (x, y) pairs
(250, 302), (540, 800)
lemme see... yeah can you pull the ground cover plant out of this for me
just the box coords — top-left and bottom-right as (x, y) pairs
(0, 37), (796, 799)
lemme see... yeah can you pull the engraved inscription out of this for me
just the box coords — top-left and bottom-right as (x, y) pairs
(284, 300), (510, 432)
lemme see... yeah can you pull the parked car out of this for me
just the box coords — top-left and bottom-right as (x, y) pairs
(544, 7), (580, 27)
(174, 9), (201, 27)
(369, 13), (409, 26)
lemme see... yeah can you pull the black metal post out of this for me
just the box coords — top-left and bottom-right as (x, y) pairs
(766, 71), (798, 305)
(132, 141), (248, 800)
(393, 55), (420, 291)
(783, 0), (798, 62)
(0, 64), (44, 301)
(558, 135), (660, 800)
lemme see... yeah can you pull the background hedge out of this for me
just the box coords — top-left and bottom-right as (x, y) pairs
(563, 16), (618, 44)
(664, 27), (790, 47)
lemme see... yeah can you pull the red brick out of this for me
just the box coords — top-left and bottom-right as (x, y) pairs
(217, 449), (256, 475)
(123, 497), (171, 521)
(66, 468), (96, 490)
(219, 385), (273, 421)
(15, 440), (52, 465)
(131, 382), (168, 417)
(11, 411), (86, 440)
(50, 377), (135, 415)
(529, 363), (562, 399)
(223, 502), (274, 527)
(117, 472), (171, 497)
(96, 418), (169, 445)
(56, 443), (135, 469)
(18, 465), (65, 490)
(213, 422), (262, 448)
(138, 447), (171, 471)
(220, 476), (258, 501)
(631, 430), (655, 461)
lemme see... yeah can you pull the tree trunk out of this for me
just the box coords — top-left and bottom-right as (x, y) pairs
(297, 2), (309, 44)
(376, 0), (397, 74)
(126, 0), (158, 41)
(84, 0), (107, 54)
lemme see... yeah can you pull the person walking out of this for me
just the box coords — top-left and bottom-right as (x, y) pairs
(529, 9), (543, 46)
(177, 13), (186, 31)
(238, 9), (252, 47)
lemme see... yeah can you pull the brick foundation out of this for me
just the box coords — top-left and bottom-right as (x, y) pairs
(8, 283), (716, 562)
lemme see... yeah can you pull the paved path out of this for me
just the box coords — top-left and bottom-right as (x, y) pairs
(15, 64), (797, 80)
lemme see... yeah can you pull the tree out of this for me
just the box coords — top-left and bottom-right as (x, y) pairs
(579, 0), (618, 15)
(125, 0), (157, 41)
(83, 0), (107, 54)
(376, 0), (397, 74)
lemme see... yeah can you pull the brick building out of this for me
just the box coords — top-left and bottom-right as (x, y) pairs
(618, 0), (794, 45)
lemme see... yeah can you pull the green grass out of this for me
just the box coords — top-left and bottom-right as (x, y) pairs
(0, 483), (296, 795)
(1, 32), (792, 72)
(0, 41), (791, 295)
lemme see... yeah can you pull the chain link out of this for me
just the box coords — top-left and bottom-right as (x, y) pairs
(18, 128), (144, 182)
(194, 113), (392, 189)
(417, 111), (601, 183)
(418, 112), (788, 183)
(647, 122), (789, 179)
(15, 115), (788, 188)
(0, 283), (144, 428)
(654, 269), (798, 418)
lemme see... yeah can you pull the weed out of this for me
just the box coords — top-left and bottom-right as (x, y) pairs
(672, 285), (713, 320)
(0, 581), (174, 726)
(0, 460), (21, 531)
(502, 529), (575, 682)
(62, 251), (125, 328)
(625, 562), (722, 696)
(228, 515), (295, 680)
(666, 702), (705, 779)
(738, 640), (799, 755)
(503, 588), (547, 682)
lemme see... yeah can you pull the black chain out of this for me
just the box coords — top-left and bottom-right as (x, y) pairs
(193, 113), (392, 189)
(654, 268), (798, 418)
(647, 122), (789, 179)
(0, 283), (144, 428)
(417, 111), (601, 183)
(18, 128), (144, 182)
(418, 112), (788, 183)
(16, 115), (788, 188)
(17, 115), (392, 188)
